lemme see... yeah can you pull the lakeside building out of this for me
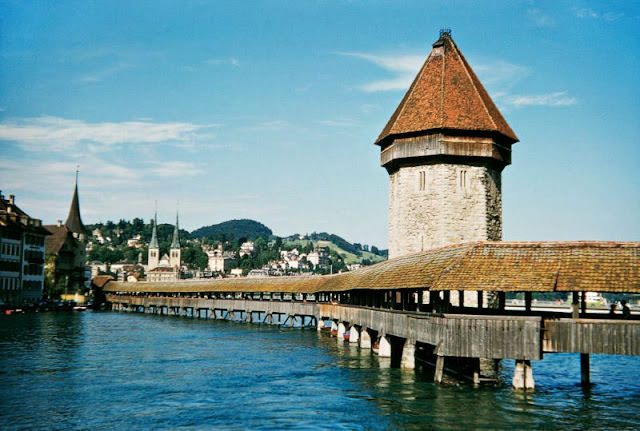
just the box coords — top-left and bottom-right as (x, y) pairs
(239, 241), (255, 257)
(205, 244), (236, 274)
(307, 243), (330, 268)
(0, 191), (50, 306)
(44, 175), (89, 299)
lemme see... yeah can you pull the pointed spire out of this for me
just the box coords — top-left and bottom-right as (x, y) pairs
(170, 210), (180, 249)
(149, 207), (159, 249)
(64, 167), (87, 235)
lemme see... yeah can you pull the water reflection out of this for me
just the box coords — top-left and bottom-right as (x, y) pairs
(1, 312), (639, 430)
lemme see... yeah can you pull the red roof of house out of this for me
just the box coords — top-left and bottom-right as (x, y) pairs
(376, 31), (518, 146)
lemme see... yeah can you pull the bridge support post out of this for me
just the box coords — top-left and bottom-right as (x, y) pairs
(434, 355), (445, 383)
(580, 353), (590, 386)
(349, 326), (359, 344)
(337, 322), (346, 340)
(317, 318), (325, 331)
(378, 335), (391, 357)
(512, 359), (535, 390)
(472, 358), (481, 386)
(331, 321), (338, 336)
(360, 328), (371, 349)
(400, 339), (416, 370)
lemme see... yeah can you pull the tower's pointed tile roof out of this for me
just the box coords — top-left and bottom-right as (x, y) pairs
(149, 211), (159, 249)
(376, 30), (518, 146)
(170, 212), (180, 249)
(64, 172), (87, 236)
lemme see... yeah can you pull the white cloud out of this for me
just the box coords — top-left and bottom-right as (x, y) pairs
(527, 9), (555, 27)
(344, 50), (576, 110)
(575, 8), (599, 19)
(145, 161), (204, 178)
(339, 52), (424, 92)
(0, 116), (213, 151)
(205, 57), (240, 67)
(470, 59), (530, 92)
(245, 120), (293, 132)
(500, 92), (578, 108)
(344, 52), (530, 95)
(80, 62), (133, 83)
(574, 8), (624, 21)
(317, 119), (359, 127)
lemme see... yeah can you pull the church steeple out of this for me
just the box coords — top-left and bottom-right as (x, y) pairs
(170, 211), (180, 249)
(148, 207), (160, 270)
(169, 210), (181, 269)
(149, 210), (159, 249)
(64, 169), (87, 239)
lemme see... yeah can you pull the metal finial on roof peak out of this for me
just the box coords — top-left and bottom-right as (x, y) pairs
(439, 28), (452, 37)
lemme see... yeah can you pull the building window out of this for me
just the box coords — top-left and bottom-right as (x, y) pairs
(418, 171), (426, 191)
(459, 169), (471, 197)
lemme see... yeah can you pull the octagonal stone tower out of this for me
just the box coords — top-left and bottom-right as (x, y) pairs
(376, 30), (518, 259)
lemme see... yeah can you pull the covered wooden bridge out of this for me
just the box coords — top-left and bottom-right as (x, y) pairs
(98, 241), (640, 390)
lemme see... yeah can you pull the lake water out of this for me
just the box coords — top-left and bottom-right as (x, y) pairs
(1, 312), (639, 430)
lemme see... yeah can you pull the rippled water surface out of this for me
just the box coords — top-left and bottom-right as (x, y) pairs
(1, 312), (639, 430)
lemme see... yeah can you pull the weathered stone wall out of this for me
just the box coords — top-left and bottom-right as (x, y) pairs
(388, 163), (502, 259)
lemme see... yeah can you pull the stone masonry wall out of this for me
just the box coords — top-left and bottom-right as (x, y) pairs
(388, 163), (502, 259)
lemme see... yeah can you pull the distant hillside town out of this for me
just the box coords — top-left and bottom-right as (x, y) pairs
(1, 181), (387, 308)
(86, 217), (388, 283)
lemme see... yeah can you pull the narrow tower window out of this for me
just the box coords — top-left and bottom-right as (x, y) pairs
(419, 171), (426, 191)
(459, 169), (471, 197)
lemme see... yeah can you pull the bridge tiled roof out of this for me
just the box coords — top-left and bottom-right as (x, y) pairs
(101, 241), (640, 294)
(431, 241), (640, 292)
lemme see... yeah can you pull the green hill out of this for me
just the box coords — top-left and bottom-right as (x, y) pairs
(283, 238), (386, 266)
(190, 219), (272, 243)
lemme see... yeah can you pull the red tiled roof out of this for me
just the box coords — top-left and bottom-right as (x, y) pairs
(376, 31), (518, 146)
(432, 242), (640, 292)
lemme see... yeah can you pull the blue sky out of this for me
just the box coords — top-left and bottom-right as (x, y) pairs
(1, 0), (638, 248)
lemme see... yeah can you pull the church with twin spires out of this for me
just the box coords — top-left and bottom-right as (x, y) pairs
(146, 211), (182, 282)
